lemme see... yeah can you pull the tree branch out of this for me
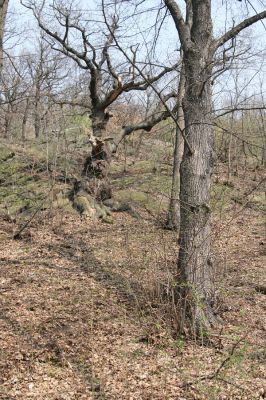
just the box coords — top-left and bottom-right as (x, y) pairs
(100, 62), (179, 109)
(215, 106), (266, 119)
(102, 1), (193, 154)
(113, 109), (170, 151)
(163, 0), (192, 52)
(213, 10), (266, 51)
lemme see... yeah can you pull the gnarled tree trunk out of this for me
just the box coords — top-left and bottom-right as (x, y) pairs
(71, 109), (113, 220)
(70, 105), (169, 219)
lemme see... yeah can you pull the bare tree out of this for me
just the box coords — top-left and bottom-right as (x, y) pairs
(163, 0), (266, 333)
(25, 36), (66, 138)
(23, 0), (179, 216)
(0, 56), (27, 138)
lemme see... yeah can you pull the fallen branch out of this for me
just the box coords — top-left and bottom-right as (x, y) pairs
(180, 334), (247, 388)
(13, 184), (56, 240)
(13, 200), (46, 240)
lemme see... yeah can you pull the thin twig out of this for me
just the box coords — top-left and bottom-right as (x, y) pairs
(13, 185), (55, 240)
(180, 334), (247, 388)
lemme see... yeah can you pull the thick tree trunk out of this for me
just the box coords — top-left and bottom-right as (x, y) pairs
(178, 70), (215, 333)
(166, 62), (185, 230)
(83, 109), (112, 200)
(71, 109), (113, 219)
(82, 136), (112, 202)
(176, 5), (216, 334)
(164, 0), (266, 336)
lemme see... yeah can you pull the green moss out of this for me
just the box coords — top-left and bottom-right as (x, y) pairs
(111, 159), (171, 214)
(116, 189), (147, 204)
(249, 191), (266, 211)
(0, 145), (52, 218)
(52, 193), (73, 211)
(0, 149), (15, 162)
(139, 174), (171, 194)
(115, 189), (167, 214)
(101, 215), (114, 224)
(111, 160), (154, 176)
(74, 195), (95, 217)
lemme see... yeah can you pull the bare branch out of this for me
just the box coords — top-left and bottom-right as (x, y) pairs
(113, 109), (170, 150)
(213, 10), (266, 51)
(163, 0), (192, 52)
(102, 0), (193, 154)
(215, 106), (266, 119)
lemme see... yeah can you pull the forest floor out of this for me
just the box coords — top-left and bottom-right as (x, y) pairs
(0, 140), (265, 400)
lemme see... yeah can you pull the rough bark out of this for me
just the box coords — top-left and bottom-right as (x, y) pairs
(165, 0), (216, 334)
(165, 0), (266, 334)
(178, 55), (216, 333)
(71, 110), (113, 220)
(72, 105), (172, 219)
(82, 136), (112, 203)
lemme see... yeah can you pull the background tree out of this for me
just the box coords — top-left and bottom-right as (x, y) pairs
(23, 0), (180, 216)
(0, 55), (28, 138)
(24, 35), (66, 138)
(0, 40), (67, 141)
(0, 0), (8, 73)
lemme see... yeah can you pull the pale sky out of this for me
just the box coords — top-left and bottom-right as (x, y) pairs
(5, 0), (266, 105)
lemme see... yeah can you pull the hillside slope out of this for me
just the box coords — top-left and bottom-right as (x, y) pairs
(0, 141), (265, 399)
